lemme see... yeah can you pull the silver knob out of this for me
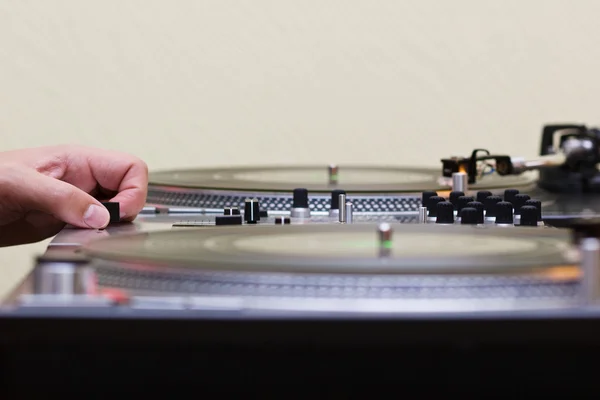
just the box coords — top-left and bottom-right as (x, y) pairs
(418, 206), (427, 224)
(378, 223), (392, 257)
(452, 172), (468, 193)
(338, 193), (347, 223)
(345, 202), (354, 224)
(34, 262), (95, 295)
(580, 237), (600, 304)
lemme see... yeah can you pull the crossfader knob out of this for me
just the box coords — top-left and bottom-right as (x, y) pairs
(244, 198), (261, 224)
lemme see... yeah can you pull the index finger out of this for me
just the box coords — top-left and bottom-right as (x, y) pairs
(79, 147), (149, 221)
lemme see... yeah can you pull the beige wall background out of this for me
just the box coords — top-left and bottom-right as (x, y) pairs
(1, 0), (600, 297)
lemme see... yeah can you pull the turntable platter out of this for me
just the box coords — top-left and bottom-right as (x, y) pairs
(148, 165), (535, 193)
(83, 224), (574, 276)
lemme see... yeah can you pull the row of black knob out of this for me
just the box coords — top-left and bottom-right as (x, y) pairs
(421, 189), (542, 226)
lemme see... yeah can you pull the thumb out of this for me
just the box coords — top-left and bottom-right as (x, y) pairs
(18, 170), (110, 229)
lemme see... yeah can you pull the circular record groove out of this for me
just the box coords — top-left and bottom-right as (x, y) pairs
(148, 165), (535, 193)
(83, 224), (575, 276)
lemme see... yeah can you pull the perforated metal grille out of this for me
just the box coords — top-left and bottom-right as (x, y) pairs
(96, 267), (578, 301)
(147, 188), (421, 213)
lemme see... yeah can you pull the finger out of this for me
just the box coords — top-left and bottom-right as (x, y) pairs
(79, 148), (148, 221)
(0, 214), (65, 247)
(16, 170), (111, 229)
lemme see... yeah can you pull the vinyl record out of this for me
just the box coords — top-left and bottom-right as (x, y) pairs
(83, 223), (574, 276)
(148, 165), (536, 193)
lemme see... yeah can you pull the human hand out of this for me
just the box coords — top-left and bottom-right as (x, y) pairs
(0, 145), (148, 247)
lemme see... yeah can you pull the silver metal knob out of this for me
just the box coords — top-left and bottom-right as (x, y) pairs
(345, 202), (354, 224)
(34, 262), (95, 296)
(378, 223), (392, 257)
(338, 193), (347, 223)
(418, 206), (427, 224)
(580, 237), (600, 304)
(452, 172), (468, 193)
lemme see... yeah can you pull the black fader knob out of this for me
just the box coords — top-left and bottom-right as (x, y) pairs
(274, 216), (291, 225)
(330, 189), (346, 211)
(519, 205), (538, 226)
(101, 202), (120, 224)
(435, 201), (455, 224)
(244, 198), (261, 224)
(504, 189), (519, 205)
(223, 207), (241, 216)
(512, 194), (531, 215)
(466, 201), (484, 224)
(449, 191), (464, 208)
(427, 196), (445, 217)
(476, 191), (492, 204)
(457, 196), (475, 214)
(484, 195), (502, 217)
(422, 191), (438, 207)
(523, 199), (542, 221)
(215, 215), (243, 226)
(495, 201), (514, 225)
(460, 207), (479, 225)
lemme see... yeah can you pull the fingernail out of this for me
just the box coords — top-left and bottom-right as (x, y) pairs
(83, 204), (110, 229)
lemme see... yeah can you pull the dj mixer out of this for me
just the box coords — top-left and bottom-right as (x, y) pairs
(4, 123), (600, 395)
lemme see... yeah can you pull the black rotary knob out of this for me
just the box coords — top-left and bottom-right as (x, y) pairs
(435, 201), (455, 224)
(330, 189), (346, 210)
(466, 201), (484, 224)
(292, 188), (309, 208)
(523, 199), (542, 221)
(457, 196), (475, 214)
(449, 191), (464, 208)
(427, 196), (445, 217)
(422, 191), (438, 207)
(484, 195), (502, 217)
(460, 207), (479, 225)
(519, 205), (538, 226)
(512, 194), (531, 215)
(495, 201), (514, 224)
(476, 190), (493, 204)
(274, 216), (291, 225)
(244, 198), (261, 224)
(504, 189), (519, 205)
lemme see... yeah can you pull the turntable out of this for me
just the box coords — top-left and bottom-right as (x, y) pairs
(4, 123), (600, 395)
